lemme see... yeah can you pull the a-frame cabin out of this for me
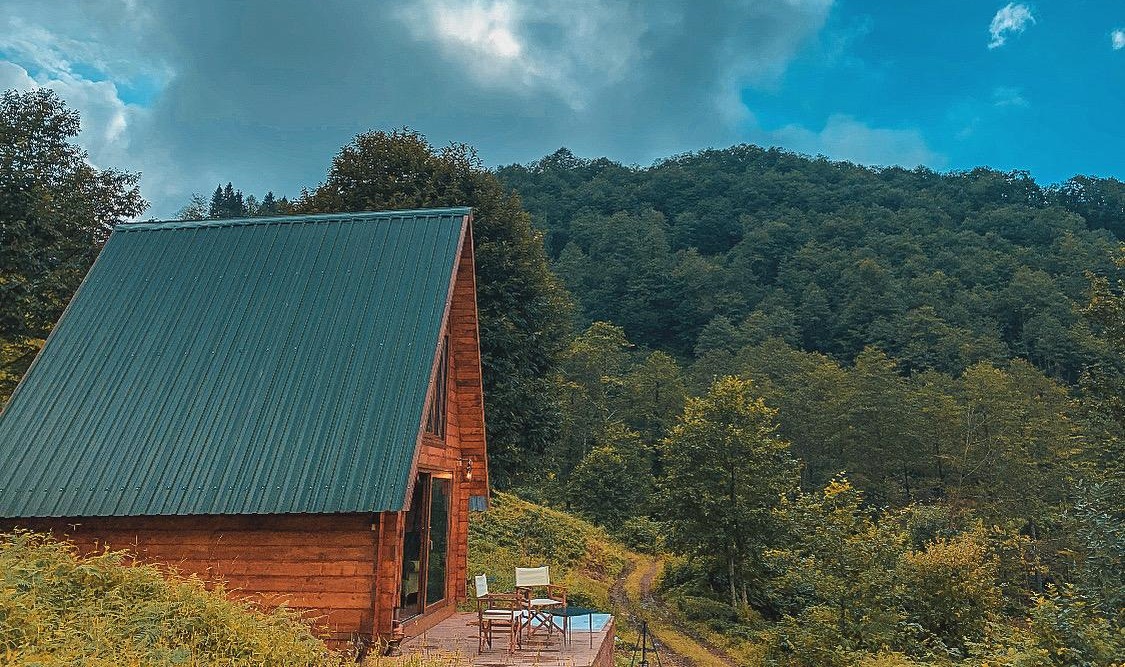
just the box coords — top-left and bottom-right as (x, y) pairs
(0, 207), (488, 644)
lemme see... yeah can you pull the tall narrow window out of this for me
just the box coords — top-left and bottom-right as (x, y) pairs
(424, 336), (448, 438)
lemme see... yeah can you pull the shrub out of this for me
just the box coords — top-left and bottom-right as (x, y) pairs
(1027, 585), (1123, 667)
(0, 531), (329, 666)
(898, 527), (1001, 651)
(673, 595), (741, 623)
(614, 516), (666, 555)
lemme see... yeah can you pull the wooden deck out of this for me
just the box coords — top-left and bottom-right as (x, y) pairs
(387, 612), (616, 667)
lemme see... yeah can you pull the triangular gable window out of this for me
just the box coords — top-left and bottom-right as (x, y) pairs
(424, 336), (449, 439)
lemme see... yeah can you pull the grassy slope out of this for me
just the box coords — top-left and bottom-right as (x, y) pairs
(469, 493), (756, 667)
(467, 491), (629, 611)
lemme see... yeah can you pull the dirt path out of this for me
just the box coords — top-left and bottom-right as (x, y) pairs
(610, 555), (738, 667)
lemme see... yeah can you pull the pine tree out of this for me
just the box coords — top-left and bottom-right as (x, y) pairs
(208, 186), (224, 218)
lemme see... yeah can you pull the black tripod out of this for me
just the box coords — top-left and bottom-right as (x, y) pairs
(629, 621), (664, 667)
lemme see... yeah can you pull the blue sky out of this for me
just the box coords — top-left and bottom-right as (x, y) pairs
(758, 0), (1125, 182)
(1, 1), (1122, 218)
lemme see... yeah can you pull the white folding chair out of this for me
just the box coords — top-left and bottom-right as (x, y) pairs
(514, 566), (567, 639)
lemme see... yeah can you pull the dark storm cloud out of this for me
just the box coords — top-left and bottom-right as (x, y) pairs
(3, 0), (835, 216)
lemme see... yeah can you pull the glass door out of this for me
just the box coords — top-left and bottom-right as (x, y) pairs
(425, 478), (451, 606)
(398, 473), (452, 621)
(398, 476), (427, 620)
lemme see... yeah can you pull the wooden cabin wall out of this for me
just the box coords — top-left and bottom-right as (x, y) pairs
(7, 513), (377, 642)
(449, 225), (489, 500)
(416, 225), (488, 597)
(445, 224), (487, 602)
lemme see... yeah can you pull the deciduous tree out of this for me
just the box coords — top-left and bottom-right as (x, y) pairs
(660, 376), (796, 608)
(296, 128), (573, 486)
(0, 88), (146, 403)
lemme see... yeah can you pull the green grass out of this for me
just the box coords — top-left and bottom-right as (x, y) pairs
(467, 492), (629, 611)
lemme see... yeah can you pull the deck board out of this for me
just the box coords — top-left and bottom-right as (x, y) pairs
(391, 612), (615, 667)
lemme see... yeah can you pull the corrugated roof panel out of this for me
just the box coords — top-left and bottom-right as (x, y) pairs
(0, 208), (470, 517)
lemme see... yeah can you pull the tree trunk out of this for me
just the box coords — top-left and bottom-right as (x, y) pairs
(728, 555), (738, 608)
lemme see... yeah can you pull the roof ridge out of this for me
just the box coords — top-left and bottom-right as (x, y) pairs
(117, 207), (472, 233)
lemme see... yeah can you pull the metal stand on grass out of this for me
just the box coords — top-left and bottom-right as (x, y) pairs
(629, 621), (663, 667)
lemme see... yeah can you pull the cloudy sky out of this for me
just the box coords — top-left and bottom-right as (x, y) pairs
(2, 0), (1123, 218)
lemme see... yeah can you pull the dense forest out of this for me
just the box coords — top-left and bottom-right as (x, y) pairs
(495, 148), (1124, 665)
(3, 88), (1123, 665)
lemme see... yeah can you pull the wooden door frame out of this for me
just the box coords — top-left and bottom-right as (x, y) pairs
(399, 470), (454, 623)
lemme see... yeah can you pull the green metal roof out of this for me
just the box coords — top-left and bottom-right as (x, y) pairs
(0, 208), (470, 517)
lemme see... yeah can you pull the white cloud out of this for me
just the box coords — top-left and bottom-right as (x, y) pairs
(988, 3), (1035, 49)
(0, 61), (37, 91)
(399, 0), (832, 114)
(763, 114), (942, 169)
(992, 86), (1028, 108)
(1112, 29), (1125, 50)
(398, 0), (652, 111)
(1, 0), (837, 218)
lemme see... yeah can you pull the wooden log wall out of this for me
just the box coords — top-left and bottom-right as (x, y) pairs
(449, 221), (489, 500)
(407, 217), (489, 622)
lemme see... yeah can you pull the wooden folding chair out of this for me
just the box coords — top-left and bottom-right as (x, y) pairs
(514, 566), (567, 639)
(474, 574), (522, 654)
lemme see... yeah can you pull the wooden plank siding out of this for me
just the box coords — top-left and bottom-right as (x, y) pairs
(396, 216), (488, 635)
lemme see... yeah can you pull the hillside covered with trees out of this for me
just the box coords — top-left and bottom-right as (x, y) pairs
(495, 148), (1124, 665)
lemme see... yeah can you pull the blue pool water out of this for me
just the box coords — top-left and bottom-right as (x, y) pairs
(521, 610), (613, 632)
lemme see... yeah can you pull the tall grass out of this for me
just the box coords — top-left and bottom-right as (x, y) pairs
(0, 530), (330, 666)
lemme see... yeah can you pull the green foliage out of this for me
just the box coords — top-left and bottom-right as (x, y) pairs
(467, 492), (628, 611)
(613, 516), (666, 555)
(674, 595), (742, 625)
(1079, 247), (1125, 478)
(551, 322), (685, 526)
(764, 478), (909, 664)
(1051, 176), (1125, 239)
(660, 376), (797, 608)
(0, 88), (146, 404)
(178, 183), (288, 220)
(568, 423), (653, 530)
(500, 146), (1118, 381)
(1064, 480), (1125, 618)
(1026, 585), (1123, 667)
(0, 531), (329, 666)
(295, 128), (574, 487)
(708, 337), (1086, 527)
(898, 529), (1001, 652)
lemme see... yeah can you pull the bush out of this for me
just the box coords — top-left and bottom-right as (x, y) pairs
(673, 595), (741, 623)
(1027, 585), (1123, 667)
(614, 516), (666, 555)
(0, 531), (330, 666)
(898, 527), (1001, 651)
